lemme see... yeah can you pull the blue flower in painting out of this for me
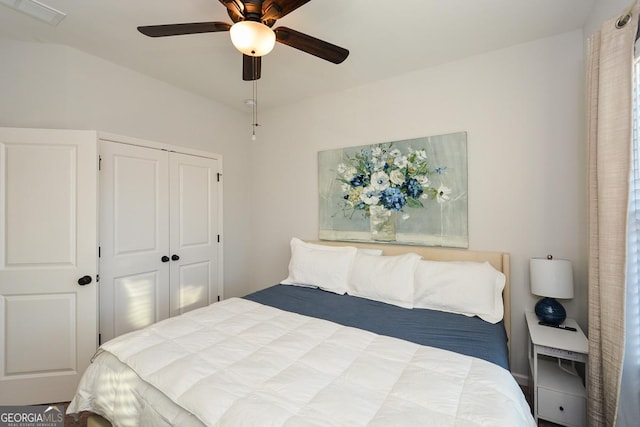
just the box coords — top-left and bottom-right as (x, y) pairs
(350, 174), (366, 187)
(380, 187), (406, 211)
(435, 166), (448, 174)
(402, 178), (423, 199)
(364, 161), (374, 172)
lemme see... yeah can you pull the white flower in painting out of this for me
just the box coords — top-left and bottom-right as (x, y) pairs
(402, 213), (410, 220)
(420, 192), (430, 200)
(415, 175), (430, 187)
(390, 170), (405, 186)
(373, 157), (386, 170)
(337, 163), (347, 174)
(371, 171), (390, 191)
(437, 184), (452, 203)
(389, 148), (402, 158)
(394, 155), (408, 168)
(343, 166), (357, 181)
(372, 147), (383, 157)
(341, 183), (351, 192)
(360, 187), (380, 205)
(414, 149), (427, 161)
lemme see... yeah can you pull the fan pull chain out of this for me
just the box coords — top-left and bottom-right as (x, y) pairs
(252, 75), (260, 141)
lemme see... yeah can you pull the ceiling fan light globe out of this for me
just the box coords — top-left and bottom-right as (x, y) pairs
(230, 21), (275, 56)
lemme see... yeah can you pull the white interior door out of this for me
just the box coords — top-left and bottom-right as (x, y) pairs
(169, 153), (220, 317)
(0, 128), (97, 405)
(99, 141), (170, 343)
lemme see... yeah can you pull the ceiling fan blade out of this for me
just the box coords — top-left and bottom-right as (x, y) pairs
(243, 55), (262, 81)
(274, 27), (349, 64)
(263, 0), (311, 20)
(137, 22), (231, 38)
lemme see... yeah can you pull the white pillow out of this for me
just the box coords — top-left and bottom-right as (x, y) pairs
(413, 260), (505, 323)
(281, 238), (357, 294)
(357, 248), (384, 256)
(347, 253), (421, 308)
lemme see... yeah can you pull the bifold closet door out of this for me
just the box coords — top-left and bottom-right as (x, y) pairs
(100, 141), (220, 342)
(99, 141), (170, 343)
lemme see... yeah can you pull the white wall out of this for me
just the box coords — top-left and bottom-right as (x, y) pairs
(249, 30), (587, 380)
(0, 38), (253, 298)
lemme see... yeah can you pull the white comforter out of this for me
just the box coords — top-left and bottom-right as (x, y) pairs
(68, 298), (535, 426)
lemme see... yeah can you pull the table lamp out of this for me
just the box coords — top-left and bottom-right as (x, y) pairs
(530, 255), (574, 325)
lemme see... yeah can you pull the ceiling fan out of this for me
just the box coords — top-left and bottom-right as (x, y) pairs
(137, 0), (350, 81)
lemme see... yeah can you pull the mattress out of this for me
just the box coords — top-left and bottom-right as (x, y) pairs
(68, 297), (534, 426)
(245, 284), (510, 369)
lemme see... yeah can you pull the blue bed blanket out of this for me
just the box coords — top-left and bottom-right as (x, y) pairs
(244, 284), (510, 370)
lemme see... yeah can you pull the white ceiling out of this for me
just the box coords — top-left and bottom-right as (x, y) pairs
(0, 0), (596, 111)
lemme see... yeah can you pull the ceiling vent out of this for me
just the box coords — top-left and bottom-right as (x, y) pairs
(0, 0), (66, 26)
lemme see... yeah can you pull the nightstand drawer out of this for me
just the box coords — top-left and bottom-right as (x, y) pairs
(538, 387), (586, 427)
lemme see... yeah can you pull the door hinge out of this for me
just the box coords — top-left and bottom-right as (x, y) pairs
(98, 333), (102, 346)
(98, 246), (101, 258)
(98, 155), (102, 171)
(217, 295), (221, 302)
(217, 172), (222, 182)
(96, 274), (100, 283)
(217, 234), (220, 243)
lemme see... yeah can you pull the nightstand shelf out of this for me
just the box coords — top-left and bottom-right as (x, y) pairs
(526, 311), (588, 427)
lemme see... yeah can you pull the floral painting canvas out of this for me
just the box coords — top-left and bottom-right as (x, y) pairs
(318, 132), (468, 247)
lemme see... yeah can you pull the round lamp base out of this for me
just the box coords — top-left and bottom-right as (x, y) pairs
(535, 297), (566, 325)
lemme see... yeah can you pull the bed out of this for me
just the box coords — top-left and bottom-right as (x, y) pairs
(68, 240), (535, 426)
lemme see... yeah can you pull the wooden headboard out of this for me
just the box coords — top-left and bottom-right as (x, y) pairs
(312, 241), (512, 350)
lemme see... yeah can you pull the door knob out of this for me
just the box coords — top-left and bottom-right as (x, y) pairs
(78, 275), (92, 286)
(171, 254), (180, 261)
(161, 256), (170, 263)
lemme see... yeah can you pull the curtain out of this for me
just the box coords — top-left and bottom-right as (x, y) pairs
(587, 2), (639, 426)
(616, 46), (640, 427)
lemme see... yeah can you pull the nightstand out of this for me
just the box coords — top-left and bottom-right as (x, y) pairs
(525, 311), (588, 427)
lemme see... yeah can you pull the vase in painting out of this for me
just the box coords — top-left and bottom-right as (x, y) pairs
(369, 205), (397, 242)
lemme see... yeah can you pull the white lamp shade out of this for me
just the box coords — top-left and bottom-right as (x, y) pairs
(530, 257), (574, 299)
(230, 21), (276, 56)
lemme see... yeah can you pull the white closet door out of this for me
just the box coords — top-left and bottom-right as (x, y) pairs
(99, 141), (170, 343)
(0, 128), (97, 404)
(169, 153), (220, 317)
